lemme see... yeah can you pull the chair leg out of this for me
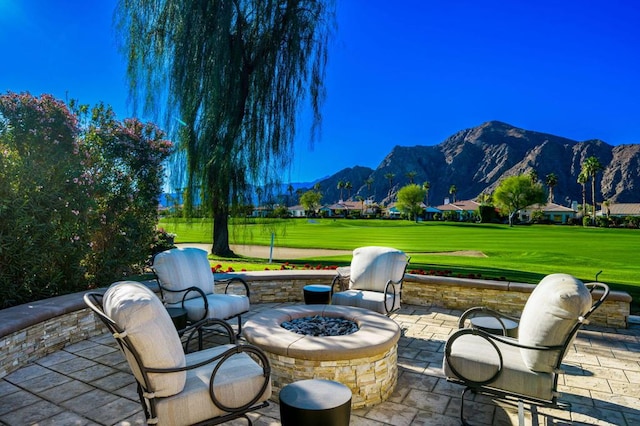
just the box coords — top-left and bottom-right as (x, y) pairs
(460, 387), (473, 425)
(236, 315), (243, 339)
(518, 399), (525, 426)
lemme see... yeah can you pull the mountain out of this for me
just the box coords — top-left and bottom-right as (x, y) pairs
(301, 121), (640, 206)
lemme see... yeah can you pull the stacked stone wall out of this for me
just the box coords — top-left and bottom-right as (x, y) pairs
(0, 271), (631, 379)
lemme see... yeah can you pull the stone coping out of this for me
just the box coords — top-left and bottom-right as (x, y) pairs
(243, 305), (400, 361)
(0, 273), (631, 339)
(403, 273), (631, 302)
(0, 281), (157, 339)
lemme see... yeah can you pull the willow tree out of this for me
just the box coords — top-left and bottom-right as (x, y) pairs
(115, 0), (335, 255)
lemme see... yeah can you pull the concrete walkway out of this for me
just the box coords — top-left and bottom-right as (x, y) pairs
(1, 303), (639, 425)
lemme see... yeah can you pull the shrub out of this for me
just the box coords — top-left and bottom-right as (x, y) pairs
(0, 93), (172, 308)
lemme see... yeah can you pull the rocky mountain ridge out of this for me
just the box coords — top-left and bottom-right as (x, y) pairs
(307, 121), (639, 206)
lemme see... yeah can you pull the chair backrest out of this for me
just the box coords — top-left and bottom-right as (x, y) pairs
(152, 247), (214, 304)
(99, 281), (187, 397)
(518, 273), (593, 373)
(349, 246), (408, 293)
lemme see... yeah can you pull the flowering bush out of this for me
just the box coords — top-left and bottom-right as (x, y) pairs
(0, 92), (172, 307)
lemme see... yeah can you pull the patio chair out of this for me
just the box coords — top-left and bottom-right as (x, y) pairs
(152, 247), (250, 338)
(331, 246), (409, 315)
(84, 281), (271, 426)
(443, 273), (609, 425)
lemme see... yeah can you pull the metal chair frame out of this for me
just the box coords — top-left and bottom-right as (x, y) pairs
(444, 282), (610, 425)
(330, 255), (410, 316)
(84, 291), (270, 426)
(151, 250), (251, 339)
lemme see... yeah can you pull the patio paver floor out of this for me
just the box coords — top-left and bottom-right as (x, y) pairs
(1, 303), (638, 425)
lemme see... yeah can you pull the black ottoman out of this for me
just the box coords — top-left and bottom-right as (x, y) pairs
(166, 307), (187, 331)
(303, 284), (332, 304)
(279, 379), (351, 426)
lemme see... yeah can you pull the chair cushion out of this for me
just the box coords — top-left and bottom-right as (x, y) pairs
(332, 289), (401, 315)
(518, 273), (592, 372)
(103, 281), (186, 397)
(153, 248), (214, 304)
(154, 344), (272, 424)
(444, 333), (555, 401)
(166, 293), (250, 322)
(349, 246), (407, 292)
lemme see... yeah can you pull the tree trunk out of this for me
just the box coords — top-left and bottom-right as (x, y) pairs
(211, 181), (235, 257)
(591, 178), (596, 225)
(212, 208), (235, 257)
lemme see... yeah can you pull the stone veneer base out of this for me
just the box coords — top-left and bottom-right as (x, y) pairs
(265, 342), (398, 409)
(243, 304), (401, 409)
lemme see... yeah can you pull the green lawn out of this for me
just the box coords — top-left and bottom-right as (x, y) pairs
(159, 218), (640, 309)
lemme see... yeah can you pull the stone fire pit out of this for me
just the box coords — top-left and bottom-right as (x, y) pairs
(243, 305), (401, 409)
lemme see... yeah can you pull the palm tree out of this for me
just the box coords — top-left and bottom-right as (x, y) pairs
(356, 195), (364, 215)
(529, 169), (539, 183)
(422, 181), (430, 206)
(577, 171), (588, 219)
(337, 180), (344, 201)
(582, 156), (603, 224)
(545, 173), (558, 203)
(365, 177), (374, 197)
(384, 173), (395, 196)
(405, 171), (417, 184)
(345, 181), (352, 199)
(287, 183), (294, 205)
(449, 185), (457, 203)
(603, 199), (611, 217)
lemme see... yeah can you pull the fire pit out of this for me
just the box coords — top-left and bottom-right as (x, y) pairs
(243, 305), (401, 409)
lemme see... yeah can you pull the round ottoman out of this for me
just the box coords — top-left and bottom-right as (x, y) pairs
(303, 284), (332, 304)
(279, 379), (351, 425)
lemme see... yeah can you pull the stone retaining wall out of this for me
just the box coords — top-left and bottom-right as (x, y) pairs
(0, 271), (632, 379)
(401, 274), (631, 329)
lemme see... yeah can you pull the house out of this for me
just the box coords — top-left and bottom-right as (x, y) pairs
(596, 203), (640, 218)
(251, 206), (272, 218)
(435, 200), (480, 220)
(385, 203), (402, 219)
(384, 202), (435, 220)
(519, 202), (577, 224)
(323, 201), (362, 217)
(287, 205), (307, 218)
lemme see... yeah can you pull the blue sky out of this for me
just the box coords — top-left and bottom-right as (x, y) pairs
(2, 0), (639, 183)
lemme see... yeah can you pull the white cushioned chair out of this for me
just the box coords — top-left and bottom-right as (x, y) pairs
(331, 246), (409, 315)
(443, 273), (609, 425)
(84, 281), (271, 426)
(152, 247), (250, 337)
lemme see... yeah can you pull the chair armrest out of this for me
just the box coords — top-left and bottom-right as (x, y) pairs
(457, 306), (520, 330)
(444, 327), (565, 387)
(180, 318), (237, 352)
(218, 276), (251, 298)
(466, 328), (565, 352)
(331, 273), (350, 294)
(208, 344), (271, 413)
(145, 343), (271, 413)
(584, 282), (610, 322)
(382, 278), (403, 314)
(444, 328), (504, 386)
